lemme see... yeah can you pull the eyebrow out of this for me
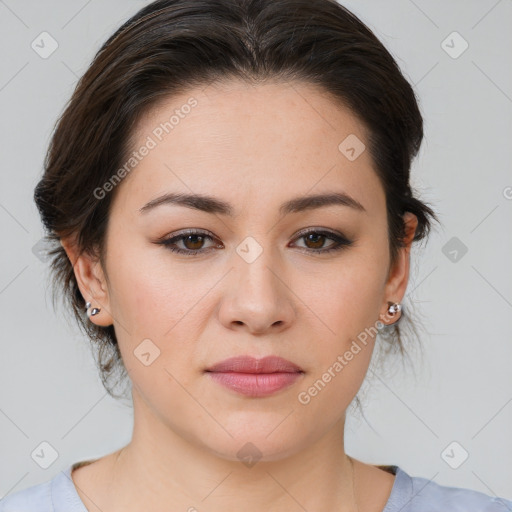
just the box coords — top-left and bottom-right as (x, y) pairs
(139, 191), (366, 216)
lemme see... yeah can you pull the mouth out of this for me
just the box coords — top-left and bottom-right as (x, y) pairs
(205, 355), (304, 397)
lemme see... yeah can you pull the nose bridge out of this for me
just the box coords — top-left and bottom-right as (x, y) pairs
(234, 233), (283, 301)
(217, 232), (296, 332)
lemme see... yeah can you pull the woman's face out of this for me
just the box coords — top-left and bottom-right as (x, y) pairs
(70, 80), (416, 461)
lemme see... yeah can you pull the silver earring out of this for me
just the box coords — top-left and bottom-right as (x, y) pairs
(387, 301), (401, 315)
(386, 301), (402, 326)
(85, 301), (101, 318)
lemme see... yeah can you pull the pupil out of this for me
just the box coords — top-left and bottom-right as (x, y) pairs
(186, 235), (203, 249)
(306, 233), (324, 248)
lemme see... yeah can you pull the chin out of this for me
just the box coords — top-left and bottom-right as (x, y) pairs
(197, 421), (313, 464)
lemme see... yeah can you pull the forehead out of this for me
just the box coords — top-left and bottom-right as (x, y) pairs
(114, 79), (385, 219)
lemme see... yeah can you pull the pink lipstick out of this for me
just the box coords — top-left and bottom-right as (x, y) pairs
(205, 355), (304, 397)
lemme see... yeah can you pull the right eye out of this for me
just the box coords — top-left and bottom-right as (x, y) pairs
(157, 229), (221, 256)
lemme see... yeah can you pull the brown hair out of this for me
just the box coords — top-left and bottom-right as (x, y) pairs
(34, 0), (439, 399)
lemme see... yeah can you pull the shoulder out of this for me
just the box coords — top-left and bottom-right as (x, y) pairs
(0, 478), (53, 512)
(386, 466), (512, 512)
(0, 465), (83, 512)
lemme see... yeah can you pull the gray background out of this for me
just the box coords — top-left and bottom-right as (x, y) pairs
(1, 0), (511, 502)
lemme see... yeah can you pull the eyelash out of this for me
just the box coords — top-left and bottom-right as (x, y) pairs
(156, 228), (354, 256)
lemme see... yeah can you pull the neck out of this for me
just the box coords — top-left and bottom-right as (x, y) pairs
(104, 390), (358, 511)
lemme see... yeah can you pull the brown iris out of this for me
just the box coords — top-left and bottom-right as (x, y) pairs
(303, 232), (327, 250)
(182, 234), (206, 250)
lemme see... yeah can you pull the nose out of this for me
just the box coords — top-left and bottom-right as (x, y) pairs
(216, 245), (296, 335)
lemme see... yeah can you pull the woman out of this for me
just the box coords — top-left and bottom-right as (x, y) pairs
(1, 0), (510, 510)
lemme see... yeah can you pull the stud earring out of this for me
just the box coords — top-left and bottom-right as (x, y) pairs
(85, 301), (101, 318)
(386, 301), (402, 326)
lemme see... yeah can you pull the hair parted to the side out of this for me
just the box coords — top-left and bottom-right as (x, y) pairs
(34, 0), (439, 401)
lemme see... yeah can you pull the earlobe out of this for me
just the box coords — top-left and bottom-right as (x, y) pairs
(60, 237), (114, 327)
(381, 301), (402, 326)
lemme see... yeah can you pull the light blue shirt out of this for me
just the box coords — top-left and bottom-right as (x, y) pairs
(1, 463), (511, 511)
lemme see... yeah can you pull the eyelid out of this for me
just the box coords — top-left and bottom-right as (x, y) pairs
(291, 226), (347, 240)
(157, 227), (217, 242)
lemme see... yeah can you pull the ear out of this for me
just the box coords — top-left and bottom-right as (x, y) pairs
(60, 237), (114, 327)
(379, 212), (418, 325)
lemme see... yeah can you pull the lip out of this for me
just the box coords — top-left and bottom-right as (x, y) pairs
(205, 355), (304, 397)
(206, 355), (303, 373)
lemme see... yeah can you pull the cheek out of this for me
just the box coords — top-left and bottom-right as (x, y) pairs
(294, 275), (381, 421)
(105, 240), (187, 332)
(294, 251), (387, 400)
(104, 242), (208, 380)
(302, 255), (387, 342)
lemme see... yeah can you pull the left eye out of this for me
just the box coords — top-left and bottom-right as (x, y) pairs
(291, 228), (354, 254)
(156, 228), (353, 256)
(157, 229), (219, 255)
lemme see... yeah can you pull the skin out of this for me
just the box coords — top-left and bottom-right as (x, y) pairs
(62, 79), (418, 512)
